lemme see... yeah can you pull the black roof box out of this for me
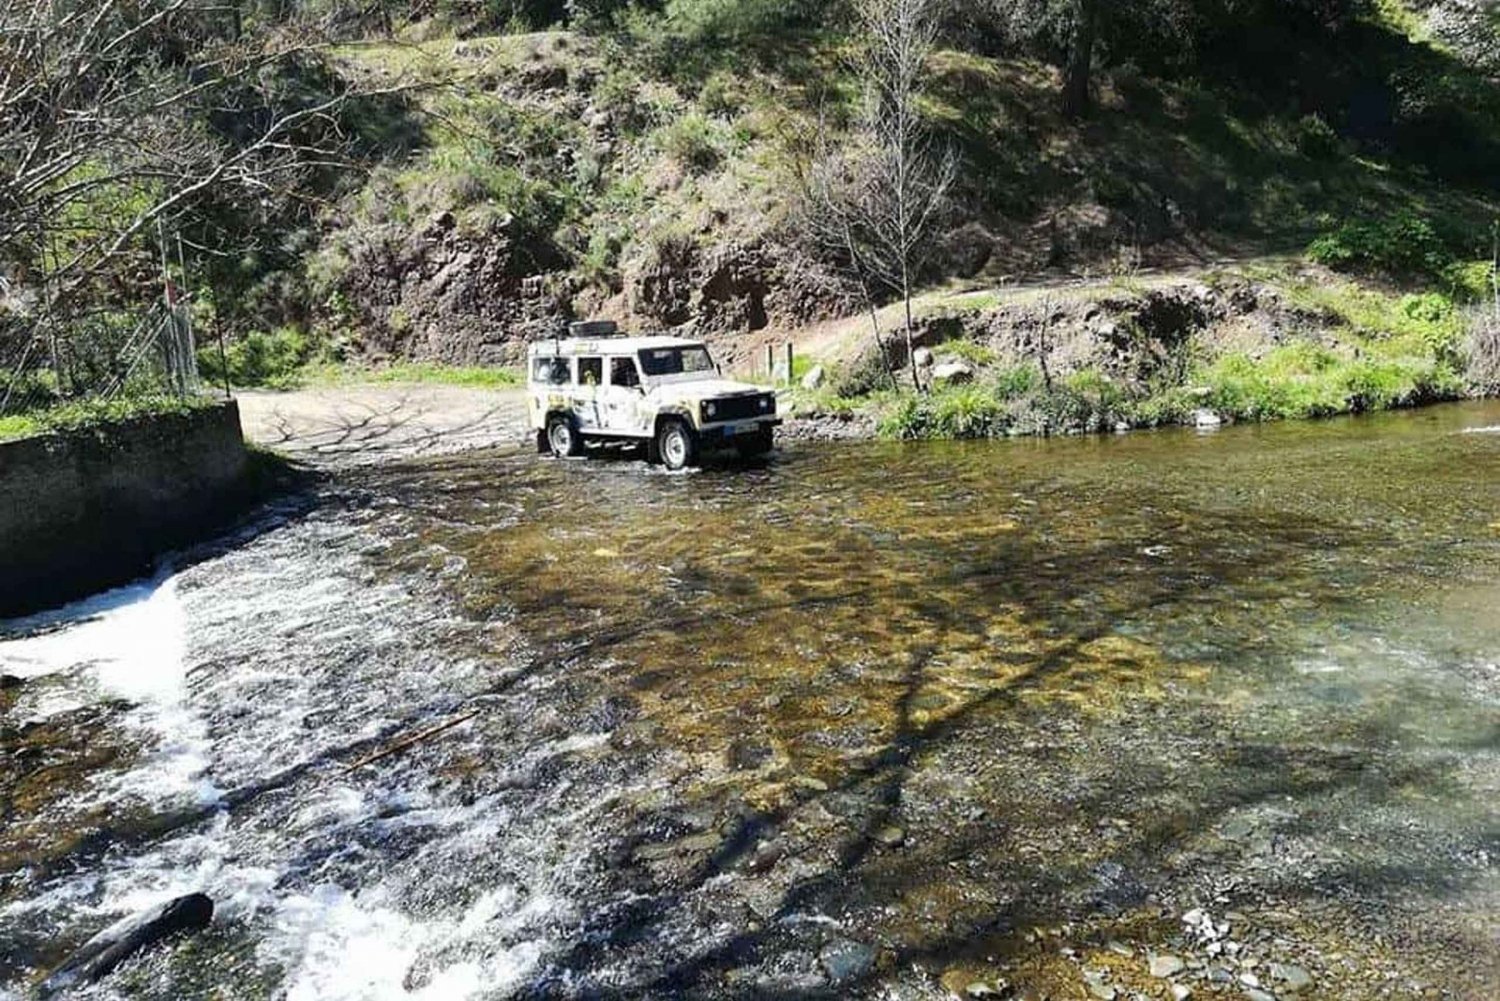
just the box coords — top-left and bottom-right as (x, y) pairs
(569, 320), (619, 338)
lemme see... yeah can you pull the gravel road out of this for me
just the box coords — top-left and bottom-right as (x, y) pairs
(235, 384), (532, 466)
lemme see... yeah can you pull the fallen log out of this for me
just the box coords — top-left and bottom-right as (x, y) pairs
(40, 893), (214, 995)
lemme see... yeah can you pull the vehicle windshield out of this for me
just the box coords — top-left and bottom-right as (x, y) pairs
(639, 346), (715, 377)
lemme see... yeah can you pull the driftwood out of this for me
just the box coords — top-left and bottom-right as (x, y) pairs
(40, 893), (214, 995)
(343, 709), (481, 773)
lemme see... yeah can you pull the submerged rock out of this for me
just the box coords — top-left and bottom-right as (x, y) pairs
(819, 937), (876, 984)
(1193, 409), (1224, 429)
(41, 893), (214, 995)
(0, 674), (22, 690)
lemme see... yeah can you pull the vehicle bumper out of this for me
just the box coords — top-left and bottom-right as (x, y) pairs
(699, 419), (781, 443)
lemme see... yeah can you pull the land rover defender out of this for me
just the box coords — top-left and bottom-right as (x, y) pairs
(528, 321), (780, 470)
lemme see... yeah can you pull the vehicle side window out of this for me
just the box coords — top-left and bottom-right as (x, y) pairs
(532, 357), (569, 386)
(610, 356), (641, 388)
(578, 357), (603, 386)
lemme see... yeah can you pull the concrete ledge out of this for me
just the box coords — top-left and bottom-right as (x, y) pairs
(0, 401), (249, 617)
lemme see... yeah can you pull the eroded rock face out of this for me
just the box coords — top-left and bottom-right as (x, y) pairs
(626, 238), (852, 338)
(832, 277), (1335, 398)
(335, 212), (572, 366)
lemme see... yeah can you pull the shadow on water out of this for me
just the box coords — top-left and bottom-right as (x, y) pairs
(338, 404), (1499, 997)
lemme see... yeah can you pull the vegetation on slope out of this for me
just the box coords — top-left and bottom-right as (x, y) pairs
(4, 0), (1500, 431)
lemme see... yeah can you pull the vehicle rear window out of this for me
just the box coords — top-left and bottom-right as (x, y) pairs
(640, 347), (714, 376)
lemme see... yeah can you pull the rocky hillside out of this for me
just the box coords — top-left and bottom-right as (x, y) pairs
(175, 0), (1500, 404)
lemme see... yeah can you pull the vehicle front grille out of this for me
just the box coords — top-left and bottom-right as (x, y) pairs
(706, 394), (773, 423)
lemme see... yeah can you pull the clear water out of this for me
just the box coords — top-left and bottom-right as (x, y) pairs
(2, 402), (1497, 999)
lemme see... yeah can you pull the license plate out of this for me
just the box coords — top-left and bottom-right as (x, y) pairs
(726, 422), (758, 436)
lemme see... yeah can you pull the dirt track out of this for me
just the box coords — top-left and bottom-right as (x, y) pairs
(236, 384), (531, 467)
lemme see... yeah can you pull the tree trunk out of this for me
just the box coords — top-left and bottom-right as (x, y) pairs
(1062, 0), (1096, 120)
(903, 275), (922, 393)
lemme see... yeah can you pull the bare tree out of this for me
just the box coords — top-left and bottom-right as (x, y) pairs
(0, 0), (402, 395)
(799, 0), (954, 392)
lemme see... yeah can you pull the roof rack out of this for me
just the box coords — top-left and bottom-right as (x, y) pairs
(568, 320), (620, 338)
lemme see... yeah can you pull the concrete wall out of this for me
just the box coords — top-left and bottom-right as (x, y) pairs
(0, 401), (249, 617)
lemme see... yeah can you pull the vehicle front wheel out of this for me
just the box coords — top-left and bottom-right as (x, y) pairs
(656, 419), (698, 471)
(547, 415), (584, 459)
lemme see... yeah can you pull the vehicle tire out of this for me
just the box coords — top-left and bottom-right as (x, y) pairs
(656, 419), (698, 471)
(546, 414), (584, 459)
(735, 428), (774, 459)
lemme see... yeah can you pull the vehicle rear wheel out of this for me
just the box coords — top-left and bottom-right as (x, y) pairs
(547, 415), (583, 459)
(656, 419), (698, 471)
(735, 428), (774, 459)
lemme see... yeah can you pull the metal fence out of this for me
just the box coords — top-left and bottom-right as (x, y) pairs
(0, 301), (204, 417)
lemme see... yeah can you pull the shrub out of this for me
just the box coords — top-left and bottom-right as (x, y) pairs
(1466, 306), (1500, 394)
(658, 113), (722, 173)
(198, 327), (313, 388)
(1293, 113), (1342, 159)
(1307, 213), (1454, 280)
(877, 385), (1006, 439)
(992, 363), (1041, 401)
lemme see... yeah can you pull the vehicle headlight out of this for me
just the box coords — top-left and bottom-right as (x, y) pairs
(759, 396), (771, 412)
(705, 402), (718, 419)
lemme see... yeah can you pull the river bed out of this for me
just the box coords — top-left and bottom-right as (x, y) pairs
(2, 402), (1498, 1000)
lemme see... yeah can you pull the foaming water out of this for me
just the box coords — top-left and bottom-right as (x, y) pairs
(0, 569), (217, 808)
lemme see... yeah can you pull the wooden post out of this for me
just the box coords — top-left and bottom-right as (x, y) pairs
(766, 344), (775, 382)
(784, 343), (794, 386)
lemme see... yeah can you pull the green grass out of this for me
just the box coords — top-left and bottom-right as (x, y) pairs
(299, 362), (521, 389)
(0, 395), (222, 443)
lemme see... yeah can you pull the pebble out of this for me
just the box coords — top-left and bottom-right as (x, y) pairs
(1150, 954), (1186, 978)
(874, 826), (906, 847)
(1240, 972), (1261, 987)
(1244, 991), (1276, 1001)
(1172, 987), (1193, 1001)
(1269, 963), (1313, 992)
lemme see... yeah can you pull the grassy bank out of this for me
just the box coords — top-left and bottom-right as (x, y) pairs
(788, 267), (1496, 440)
(197, 327), (520, 390)
(0, 396), (226, 444)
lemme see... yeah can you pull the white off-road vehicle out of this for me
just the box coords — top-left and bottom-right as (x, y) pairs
(527, 321), (780, 470)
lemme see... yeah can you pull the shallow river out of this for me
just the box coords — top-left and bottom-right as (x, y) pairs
(2, 402), (1498, 1000)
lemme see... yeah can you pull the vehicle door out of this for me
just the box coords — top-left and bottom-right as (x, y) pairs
(574, 356), (605, 430)
(602, 355), (647, 434)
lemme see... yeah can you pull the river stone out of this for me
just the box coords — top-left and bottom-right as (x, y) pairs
(1193, 409), (1224, 429)
(1150, 954), (1186, 978)
(819, 938), (876, 984)
(1243, 991), (1276, 1001)
(932, 361), (976, 384)
(801, 365), (826, 390)
(1269, 963), (1313, 992)
(41, 893), (214, 995)
(874, 825), (906, 847)
(1172, 986), (1193, 1001)
(0, 674), (22, 689)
